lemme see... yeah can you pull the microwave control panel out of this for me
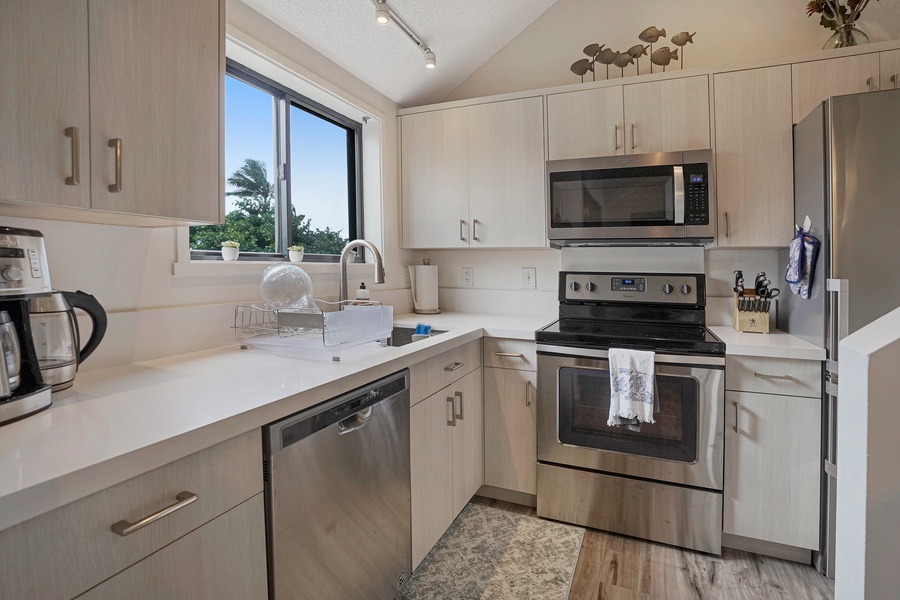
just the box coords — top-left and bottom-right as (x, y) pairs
(684, 165), (709, 225)
(562, 272), (700, 305)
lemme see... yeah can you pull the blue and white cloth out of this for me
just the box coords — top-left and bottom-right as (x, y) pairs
(785, 224), (821, 300)
(607, 348), (656, 427)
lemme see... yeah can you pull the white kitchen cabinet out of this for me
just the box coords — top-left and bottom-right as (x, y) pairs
(880, 49), (900, 90)
(483, 365), (537, 496)
(400, 96), (545, 249)
(0, 0), (223, 225)
(723, 356), (822, 550)
(410, 368), (483, 567)
(713, 66), (794, 248)
(791, 53), (880, 123)
(0, 430), (264, 600)
(546, 75), (710, 160)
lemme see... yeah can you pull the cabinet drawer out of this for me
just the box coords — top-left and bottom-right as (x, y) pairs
(410, 340), (482, 406)
(483, 338), (537, 371)
(726, 356), (822, 397)
(0, 429), (262, 600)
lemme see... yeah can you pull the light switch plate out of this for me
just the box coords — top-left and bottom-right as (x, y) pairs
(462, 267), (474, 288)
(521, 267), (536, 290)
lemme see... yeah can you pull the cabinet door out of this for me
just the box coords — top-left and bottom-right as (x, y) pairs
(483, 367), (537, 495)
(714, 66), (794, 247)
(451, 368), (484, 517)
(0, 0), (90, 209)
(467, 97), (546, 248)
(88, 0), (222, 222)
(410, 390), (455, 567)
(76, 494), (267, 600)
(623, 75), (710, 154)
(546, 87), (624, 160)
(400, 107), (469, 248)
(881, 49), (900, 90)
(791, 53), (879, 123)
(724, 391), (821, 549)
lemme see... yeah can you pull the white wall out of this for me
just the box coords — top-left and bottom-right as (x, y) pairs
(835, 306), (900, 599)
(443, 0), (900, 102)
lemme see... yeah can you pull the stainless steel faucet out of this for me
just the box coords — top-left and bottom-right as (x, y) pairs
(339, 239), (385, 305)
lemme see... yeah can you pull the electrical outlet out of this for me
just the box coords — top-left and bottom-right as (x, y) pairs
(521, 267), (536, 290)
(462, 267), (474, 288)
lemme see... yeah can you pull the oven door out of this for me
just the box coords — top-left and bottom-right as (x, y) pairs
(537, 344), (724, 490)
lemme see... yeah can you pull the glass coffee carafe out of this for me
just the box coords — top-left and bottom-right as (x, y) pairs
(0, 310), (21, 397)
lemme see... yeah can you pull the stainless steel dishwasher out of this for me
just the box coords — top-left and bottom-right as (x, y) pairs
(263, 369), (411, 600)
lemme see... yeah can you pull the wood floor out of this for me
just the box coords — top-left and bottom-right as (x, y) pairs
(471, 497), (834, 600)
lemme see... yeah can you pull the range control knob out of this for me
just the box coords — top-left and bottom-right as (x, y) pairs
(1, 266), (23, 283)
(662, 283), (674, 295)
(569, 281), (580, 292)
(585, 282), (597, 292)
(680, 284), (693, 295)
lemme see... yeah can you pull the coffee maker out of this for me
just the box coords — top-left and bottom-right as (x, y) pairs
(0, 227), (53, 425)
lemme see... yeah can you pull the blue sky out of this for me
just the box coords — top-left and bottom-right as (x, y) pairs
(224, 75), (350, 234)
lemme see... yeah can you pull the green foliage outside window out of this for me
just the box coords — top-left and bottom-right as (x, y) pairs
(190, 158), (349, 255)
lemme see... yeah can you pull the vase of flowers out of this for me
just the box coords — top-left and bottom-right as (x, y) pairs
(807, 0), (877, 49)
(221, 240), (240, 261)
(288, 245), (304, 262)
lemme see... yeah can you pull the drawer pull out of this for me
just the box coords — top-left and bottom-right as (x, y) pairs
(111, 491), (198, 537)
(444, 362), (464, 372)
(753, 372), (794, 381)
(495, 352), (524, 359)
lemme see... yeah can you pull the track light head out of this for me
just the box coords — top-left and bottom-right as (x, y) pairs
(424, 48), (436, 70)
(375, 8), (389, 24)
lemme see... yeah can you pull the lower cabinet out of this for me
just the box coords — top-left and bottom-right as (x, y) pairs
(483, 366), (537, 496)
(76, 494), (267, 600)
(723, 356), (822, 550)
(410, 368), (483, 567)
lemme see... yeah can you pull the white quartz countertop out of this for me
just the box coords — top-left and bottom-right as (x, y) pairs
(0, 312), (551, 531)
(709, 326), (826, 360)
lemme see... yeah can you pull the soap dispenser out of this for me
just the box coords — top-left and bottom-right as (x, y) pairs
(355, 282), (370, 302)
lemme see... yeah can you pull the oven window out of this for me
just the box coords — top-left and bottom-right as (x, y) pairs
(557, 366), (698, 462)
(550, 168), (675, 228)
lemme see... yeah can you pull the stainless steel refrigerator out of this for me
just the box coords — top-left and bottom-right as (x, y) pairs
(779, 88), (900, 578)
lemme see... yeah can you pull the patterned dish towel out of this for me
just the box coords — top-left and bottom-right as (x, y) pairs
(607, 348), (656, 427)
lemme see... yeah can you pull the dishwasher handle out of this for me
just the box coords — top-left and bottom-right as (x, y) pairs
(337, 407), (374, 435)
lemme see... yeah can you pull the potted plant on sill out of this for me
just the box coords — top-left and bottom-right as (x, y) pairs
(221, 240), (240, 261)
(288, 245), (304, 262)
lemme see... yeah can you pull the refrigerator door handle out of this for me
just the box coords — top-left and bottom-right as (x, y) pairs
(826, 278), (850, 370)
(824, 460), (837, 479)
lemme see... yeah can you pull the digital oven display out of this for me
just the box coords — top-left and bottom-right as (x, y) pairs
(690, 174), (704, 183)
(611, 277), (646, 292)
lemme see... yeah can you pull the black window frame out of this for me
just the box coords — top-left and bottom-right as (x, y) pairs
(190, 59), (363, 263)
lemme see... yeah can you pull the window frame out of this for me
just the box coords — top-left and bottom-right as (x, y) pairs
(190, 59), (363, 263)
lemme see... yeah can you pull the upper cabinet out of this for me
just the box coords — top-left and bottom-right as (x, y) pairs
(0, 0), (223, 225)
(546, 75), (711, 160)
(713, 66), (794, 248)
(791, 53), (879, 123)
(881, 49), (900, 90)
(400, 96), (545, 249)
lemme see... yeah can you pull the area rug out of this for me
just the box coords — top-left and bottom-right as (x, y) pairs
(397, 503), (585, 600)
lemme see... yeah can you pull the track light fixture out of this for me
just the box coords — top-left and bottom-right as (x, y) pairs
(369, 0), (437, 70)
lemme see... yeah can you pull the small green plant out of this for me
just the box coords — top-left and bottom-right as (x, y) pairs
(221, 240), (240, 248)
(288, 245), (304, 251)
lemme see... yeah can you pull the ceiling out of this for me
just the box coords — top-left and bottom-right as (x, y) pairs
(239, 0), (559, 107)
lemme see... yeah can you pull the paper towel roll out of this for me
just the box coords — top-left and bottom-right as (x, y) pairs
(409, 265), (440, 314)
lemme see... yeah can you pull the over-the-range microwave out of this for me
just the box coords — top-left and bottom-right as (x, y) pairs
(546, 150), (716, 246)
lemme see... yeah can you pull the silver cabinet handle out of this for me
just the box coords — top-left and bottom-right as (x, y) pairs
(108, 138), (123, 193)
(495, 352), (524, 358)
(65, 127), (80, 185)
(866, 76), (873, 91)
(473, 219), (480, 242)
(446, 396), (456, 427)
(525, 380), (535, 407)
(613, 124), (619, 150)
(454, 390), (463, 420)
(630, 123), (636, 150)
(459, 219), (467, 242)
(732, 402), (739, 433)
(111, 491), (198, 537)
(444, 362), (463, 372)
(753, 372), (794, 381)
(724, 212), (731, 238)
(891, 74), (898, 90)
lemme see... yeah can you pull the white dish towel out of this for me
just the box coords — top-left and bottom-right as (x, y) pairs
(607, 347), (656, 426)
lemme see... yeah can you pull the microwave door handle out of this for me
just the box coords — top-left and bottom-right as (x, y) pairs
(673, 165), (685, 225)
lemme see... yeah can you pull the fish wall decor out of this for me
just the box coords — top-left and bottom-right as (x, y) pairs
(670, 32), (696, 69)
(611, 51), (635, 77)
(568, 26), (697, 81)
(627, 44), (649, 75)
(650, 46), (679, 71)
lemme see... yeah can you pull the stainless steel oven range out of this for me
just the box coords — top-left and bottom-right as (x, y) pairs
(536, 272), (725, 554)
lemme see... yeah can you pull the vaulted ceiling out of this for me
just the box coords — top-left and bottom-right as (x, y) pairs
(239, 0), (559, 107)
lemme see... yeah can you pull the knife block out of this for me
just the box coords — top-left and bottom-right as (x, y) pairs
(733, 293), (770, 334)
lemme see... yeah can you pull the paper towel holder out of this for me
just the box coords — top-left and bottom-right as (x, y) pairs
(410, 259), (441, 314)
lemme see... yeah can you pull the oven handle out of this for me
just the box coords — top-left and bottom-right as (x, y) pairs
(536, 344), (725, 367)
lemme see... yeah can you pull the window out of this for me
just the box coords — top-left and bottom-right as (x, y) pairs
(190, 61), (361, 261)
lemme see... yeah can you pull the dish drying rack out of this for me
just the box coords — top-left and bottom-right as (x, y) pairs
(233, 300), (393, 361)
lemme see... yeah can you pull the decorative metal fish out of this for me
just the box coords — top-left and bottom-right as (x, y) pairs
(596, 47), (618, 79)
(638, 26), (666, 44)
(671, 32), (696, 46)
(583, 43), (604, 58)
(627, 44), (649, 75)
(570, 58), (593, 82)
(650, 47), (679, 71)
(611, 51), (634, 77)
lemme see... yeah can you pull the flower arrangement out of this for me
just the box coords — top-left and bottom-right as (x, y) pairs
(806, 0), (877, 32)
(221, 240), (240, 248)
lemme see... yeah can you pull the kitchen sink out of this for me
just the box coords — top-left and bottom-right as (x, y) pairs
(386, 326), (446, 347)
